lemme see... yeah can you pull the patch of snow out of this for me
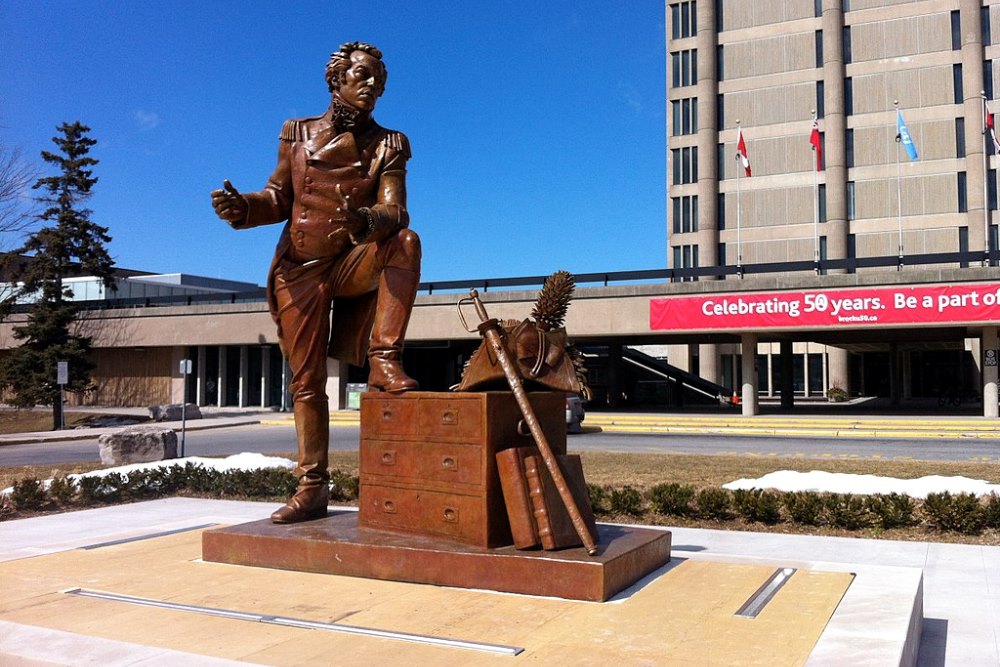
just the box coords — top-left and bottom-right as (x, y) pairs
(723, 470), (1000, 499)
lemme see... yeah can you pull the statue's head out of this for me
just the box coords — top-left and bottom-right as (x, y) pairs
(326, 42), (388, 112)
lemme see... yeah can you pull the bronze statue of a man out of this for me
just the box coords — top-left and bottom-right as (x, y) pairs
(212, 42), (420, 523)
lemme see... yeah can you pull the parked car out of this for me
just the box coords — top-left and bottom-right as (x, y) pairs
(566, 394), (585, 433)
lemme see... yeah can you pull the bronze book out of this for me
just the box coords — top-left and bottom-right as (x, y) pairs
(496, 446), (598, 551)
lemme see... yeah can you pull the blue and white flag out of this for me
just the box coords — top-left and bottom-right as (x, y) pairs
(896, 109), (919, 161)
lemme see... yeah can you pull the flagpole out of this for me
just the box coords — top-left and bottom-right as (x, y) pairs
(812, 109), (820, 273)
(736, 119), (743, 277)
(984, 91), (993, 268)
(894, 100), (903, 270)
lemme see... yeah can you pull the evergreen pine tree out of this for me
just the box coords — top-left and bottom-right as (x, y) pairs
(0, 122), (115, 429)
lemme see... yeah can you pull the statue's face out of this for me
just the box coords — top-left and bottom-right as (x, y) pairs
(339, 50), (381, 112)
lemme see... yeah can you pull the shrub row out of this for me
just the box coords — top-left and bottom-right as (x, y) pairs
(4, 463), (359, 514)
(587, 482), (1000, 535)
(5, 469), (1000, 535)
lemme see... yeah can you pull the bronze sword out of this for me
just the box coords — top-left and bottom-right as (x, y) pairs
(461, 289), (598, 556)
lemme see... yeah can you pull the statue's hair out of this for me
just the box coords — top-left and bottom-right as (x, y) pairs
(326, 42), (387, 97)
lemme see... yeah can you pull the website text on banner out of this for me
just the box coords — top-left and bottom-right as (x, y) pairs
(650, 283), (1000, 331)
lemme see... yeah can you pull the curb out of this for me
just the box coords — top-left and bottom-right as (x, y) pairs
(0, 418), (262, 447)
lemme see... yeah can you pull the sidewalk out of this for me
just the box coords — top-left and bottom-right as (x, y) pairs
(1, 497), (995, 665)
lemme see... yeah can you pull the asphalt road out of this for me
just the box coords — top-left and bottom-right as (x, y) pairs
(2, 423), (1000, 468)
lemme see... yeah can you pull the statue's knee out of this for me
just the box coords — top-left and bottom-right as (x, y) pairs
(388, 228), (421, 269)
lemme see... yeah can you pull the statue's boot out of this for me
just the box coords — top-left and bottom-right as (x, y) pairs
(271, 401), (329, 523)
(367, 266), (420, 393)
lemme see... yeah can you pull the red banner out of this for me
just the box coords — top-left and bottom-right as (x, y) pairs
(650, 283), (1000, 331)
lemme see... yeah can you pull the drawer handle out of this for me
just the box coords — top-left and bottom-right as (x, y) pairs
(381, 451), (396, 465)
(382, 410), (394, 422)
(382, 499), (396, 513)
(517, 419), (531, 437)
(441, 456), (456, 470)
(441, 410), (456, 425)
(443, 507), (458, 523)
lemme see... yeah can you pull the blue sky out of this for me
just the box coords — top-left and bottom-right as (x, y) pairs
(1, 1), (666, 287)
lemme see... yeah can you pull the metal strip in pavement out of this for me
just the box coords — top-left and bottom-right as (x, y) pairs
(62, 588), (524, 656)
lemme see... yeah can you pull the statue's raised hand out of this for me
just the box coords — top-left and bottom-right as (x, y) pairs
(211, 179), (248, 225)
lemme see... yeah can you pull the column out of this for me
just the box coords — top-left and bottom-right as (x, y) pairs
(984, 326), (999, 418)
(961, 0), (988, 256)
(741, 333), (759, 416)
(261, 346), (272, 408)
(238, 345), (249, 408)
(821, 0), (848, 270)
(695, 0), (719, 268)
(827, 346), (849, 395)
(326, 358), (345, 411)
(217, 347), (228, 407)
(700, 343), (721, 385)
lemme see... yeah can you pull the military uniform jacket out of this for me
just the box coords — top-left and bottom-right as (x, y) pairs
(233, 112), (411, 365)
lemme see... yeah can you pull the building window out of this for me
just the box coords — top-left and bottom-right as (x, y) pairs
(715, 0), (724, 31)
(672, 244), (700, 281)
(717, 93), (725, 129)
(843, 26), (852, 65)
(671, 195), (699, 234)
(847, 181), (856, 220)
(952, 10), (962, 51)
(815, 30), (823, 69)
(959, 226), (970, 267)
(958, 171), (968, 213)
(671, 1), (697, 40)
(983, 6), (992, 47)
(718, 192), (726, 230)
(846, 129), (854, 167)
(954, 63), (964, 105)
(819, 184), (827, 222)
(816, 80), (825, 118)
(717, 142), (726, 180)
(955, 117), (966, 158)
(845, 77), (853, 116)
(671, 146), (698, 185)
(989, 168), (997, 211)
(808, 353), (824, 396)
(671, 97), (698, 136)
(718, 242), (726, 266)
(671, 49), (698, 88)
(985, 60), (994, 100)
(717, 45), (724, 81)
(814, 0), (821, 18)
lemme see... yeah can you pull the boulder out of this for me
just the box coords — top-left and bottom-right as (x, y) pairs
(98, 426), (178, 466)
(148, 403), (202, 422)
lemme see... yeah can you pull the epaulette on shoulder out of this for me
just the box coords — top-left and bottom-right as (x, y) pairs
(382, 131), (411, 159)
(279, 119), (302, 143)
(279, 115), (322, 143)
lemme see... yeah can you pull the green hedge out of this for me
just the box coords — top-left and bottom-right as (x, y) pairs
(3, 464), (358, 516)
(582, 483), (1000, 535)
(5, 470), (1000, 536)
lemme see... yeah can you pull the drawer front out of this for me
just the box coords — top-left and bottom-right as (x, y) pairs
(361, 396), (417, 435)
(361, 440), (482, 487)
(359, 484), (486, 546)
(416, 397), (482, 440)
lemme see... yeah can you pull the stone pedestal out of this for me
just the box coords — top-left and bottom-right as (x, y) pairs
(202, 391), (672, 601)
(202, 512), (671, 602)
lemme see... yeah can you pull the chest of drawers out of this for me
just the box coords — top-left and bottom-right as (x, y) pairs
(358, 391), (566, 548)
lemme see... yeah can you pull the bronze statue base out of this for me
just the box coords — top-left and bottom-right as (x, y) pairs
(202, 512), (671, 602)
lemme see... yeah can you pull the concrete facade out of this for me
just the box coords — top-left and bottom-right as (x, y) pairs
(668, 0), (1000, 402)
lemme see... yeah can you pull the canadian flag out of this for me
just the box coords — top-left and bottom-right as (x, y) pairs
(810, 115), (823, 170)
(736, 126), (751, 177)
(986, 98), (1000, 155)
